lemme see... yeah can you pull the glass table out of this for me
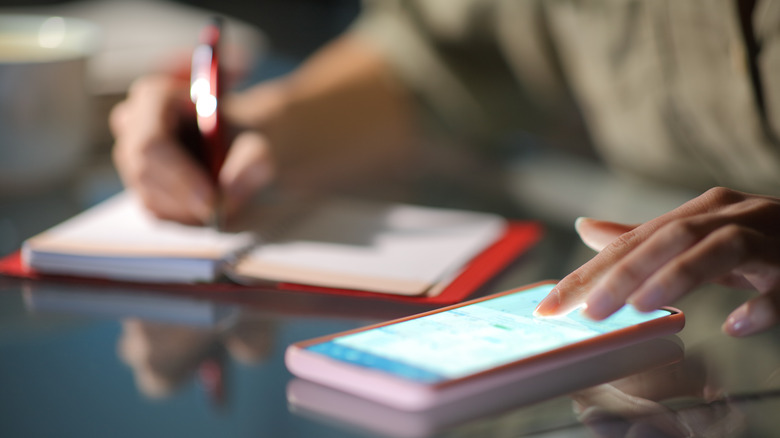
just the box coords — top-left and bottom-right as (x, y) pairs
(7, 2), (775, 436)
(2, 171), (779, 438)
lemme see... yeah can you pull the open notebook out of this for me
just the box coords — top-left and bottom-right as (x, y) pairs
(21, 192), (522, 298)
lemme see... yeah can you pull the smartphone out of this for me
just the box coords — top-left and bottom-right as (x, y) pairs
(285, 281), (685, 411)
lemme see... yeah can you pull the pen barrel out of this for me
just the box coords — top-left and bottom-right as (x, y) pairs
(188, 16), (227, 184)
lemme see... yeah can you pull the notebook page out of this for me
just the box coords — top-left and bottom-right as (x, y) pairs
(232, 199), (506, 295)
(24, 191), (254, 258)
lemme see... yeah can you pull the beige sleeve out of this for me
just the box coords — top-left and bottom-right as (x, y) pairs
(348, 0), (575, 147)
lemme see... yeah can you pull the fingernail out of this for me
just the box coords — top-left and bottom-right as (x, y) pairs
(574, 216), (591, 232)
(723, 307), (751, 336)
(534, 289), (561, 316)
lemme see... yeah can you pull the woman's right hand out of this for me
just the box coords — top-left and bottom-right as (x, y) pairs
(111, 36), (420, 226)
(110, 75), (275, 225)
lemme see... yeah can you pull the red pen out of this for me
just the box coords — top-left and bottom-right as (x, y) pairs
(190, 17), (227, 228)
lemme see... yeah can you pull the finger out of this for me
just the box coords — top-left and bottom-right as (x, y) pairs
(537, 219), (697, 317)
(114, 128), (215, 224)
(540, 188), (747, 317)
(626, 225), (759, 312)
(141, 144), (216, 224)
(122, 76), (185, 142)
(537, 221), (668, 317)
(722, 291), (780, 337)
(583, 218), (722, 319)
(535, 219), (638, 316)
(532, 275), (592, 317)
(575, 217), (637, 252)
(219, 131), (275, 218)
(112, 76), (215, 223)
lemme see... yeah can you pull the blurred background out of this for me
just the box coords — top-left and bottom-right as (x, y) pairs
(0, 0), (361, 142)
(2, 4), (778, 437)
(0, 0), (360, 57)
(0, 0), (363, 257)
(0, 0), (698, 256)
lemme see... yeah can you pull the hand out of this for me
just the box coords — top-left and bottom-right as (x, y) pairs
(110, 75), (274, 224)
(535, 187), (780, 337)
(111, 36), (419, 224)
(117, 319), (217, 398)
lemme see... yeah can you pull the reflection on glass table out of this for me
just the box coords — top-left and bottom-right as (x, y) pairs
(22, 281), (275, 407)
(7, 261), (780, 437)
(288, 327), (762, 438)
(23, 282), (241, 328)
(287, 336), (685, 438)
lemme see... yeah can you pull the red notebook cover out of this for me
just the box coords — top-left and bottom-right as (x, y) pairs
(0, 222), (541, 306)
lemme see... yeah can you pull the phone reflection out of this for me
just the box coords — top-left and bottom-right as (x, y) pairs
(287, 337), (686, 438)
(22, 282), (276, 406)
(570, 355), (745, 438)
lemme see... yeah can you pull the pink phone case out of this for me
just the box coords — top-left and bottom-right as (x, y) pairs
(285, 280), (685, 411)
(287, 337), (683, 436)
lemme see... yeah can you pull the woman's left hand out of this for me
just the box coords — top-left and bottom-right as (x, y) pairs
(535, 187), (780, 337)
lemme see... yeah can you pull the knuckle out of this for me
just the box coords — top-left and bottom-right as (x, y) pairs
(669, 259), (704, 284)
(610, 261), (646, 286)
(602, 231), (639, 256)
(700, 186), (744, 206)
(717, 223), (746, 241)
(662, 218), (703, 244)
(713, 224), (753, 261)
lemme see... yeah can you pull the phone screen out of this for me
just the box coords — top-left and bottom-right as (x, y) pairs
(306, 284), (673, 384)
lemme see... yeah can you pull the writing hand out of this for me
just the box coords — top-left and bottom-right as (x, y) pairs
(535, 187), (780, 337)
(110, 75), (274, 224)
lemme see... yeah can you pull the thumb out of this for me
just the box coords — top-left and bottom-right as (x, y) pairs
(575, 217), (638, 252)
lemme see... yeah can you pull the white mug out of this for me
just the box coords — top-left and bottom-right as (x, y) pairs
(0, 14), (99, 195)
